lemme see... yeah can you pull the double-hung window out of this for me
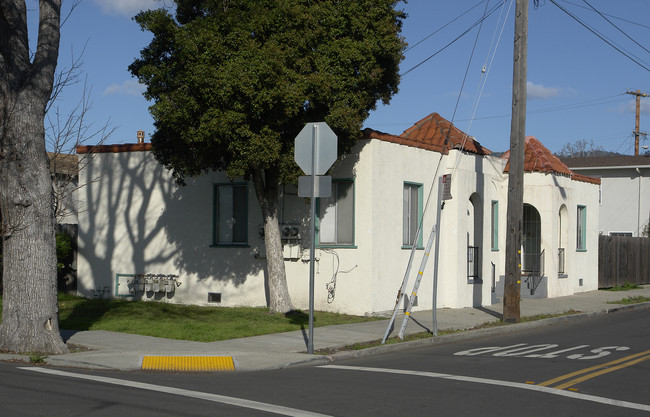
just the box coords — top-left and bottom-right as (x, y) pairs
(403, 182), (423, 248)
(576, 205), (586, 251)
(213, 183), (248, 246)
(318, 179), (354, 246)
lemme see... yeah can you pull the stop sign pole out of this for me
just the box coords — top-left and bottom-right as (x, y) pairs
(305, 124), (318, 355)
(294, 122), (337, 354)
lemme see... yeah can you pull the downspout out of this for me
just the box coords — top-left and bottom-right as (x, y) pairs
(636, 168), (642, 236)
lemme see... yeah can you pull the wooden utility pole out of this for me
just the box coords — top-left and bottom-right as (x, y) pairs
(626, 90), (648, 156)
(503, 0), (528, 323)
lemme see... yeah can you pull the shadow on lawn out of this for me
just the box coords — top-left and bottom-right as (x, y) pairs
(285, 310), (310, 349)
(58, 298), (118, 332)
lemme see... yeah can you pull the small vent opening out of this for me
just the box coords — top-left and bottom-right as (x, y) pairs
(208, 292), (222, 303)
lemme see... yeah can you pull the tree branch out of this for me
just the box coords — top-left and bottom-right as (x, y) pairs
(32, 0), (61, 97)
(0, 0), (30, 82)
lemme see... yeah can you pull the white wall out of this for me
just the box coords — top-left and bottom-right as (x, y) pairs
(574, 167), (650, 237)
(77, 150), (269, 307)
(518, 173), (599, 297)
(77, 140), (600, 315)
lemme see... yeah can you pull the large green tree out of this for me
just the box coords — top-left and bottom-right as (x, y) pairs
(130, 0), (406, 313)
(0, 0), (68, 353)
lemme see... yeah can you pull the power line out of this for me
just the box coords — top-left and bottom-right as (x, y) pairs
(554, 0), (650, 67)
(463, 0), (515, 137)
(450, 0), (492, 124)
(558, 0), (650, 30)
(405, 0), (488, 53)
(368, 94), (629, 130)
(581, 0), (650, 55)
(455, 94), (627, 121)
(547, 0), (650, 72)
(401, 0), (508, 77)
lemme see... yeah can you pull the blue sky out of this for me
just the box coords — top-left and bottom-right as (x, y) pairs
(43, 0), (650, 154)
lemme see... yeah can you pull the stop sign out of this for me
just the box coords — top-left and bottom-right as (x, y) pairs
(294, 122), (337, 175)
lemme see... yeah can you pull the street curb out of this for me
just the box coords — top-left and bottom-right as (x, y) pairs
(44, 358), (119, 370)
(319, 301), (650, 365)
(2, 300), (648, 372)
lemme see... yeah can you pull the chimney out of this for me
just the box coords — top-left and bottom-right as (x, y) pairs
(137, 130), (145, 144)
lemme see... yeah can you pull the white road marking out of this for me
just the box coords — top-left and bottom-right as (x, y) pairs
(453, 343), (528, 356)
(492, 344), (559, 357)
(525, 345), (589, 358)
(567, 346), (630, 360)
(454, 344), (632, 360)
(319, 365), (650, 413)
(19, 367), (332, 417)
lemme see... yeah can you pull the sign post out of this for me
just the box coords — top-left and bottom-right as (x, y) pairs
(294, 122), (337, 354)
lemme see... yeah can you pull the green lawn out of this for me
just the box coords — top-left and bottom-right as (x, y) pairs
(52, 294), (380, 342)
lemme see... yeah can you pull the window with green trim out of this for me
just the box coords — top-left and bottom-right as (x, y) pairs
(491, 200), (499, 250)
(213, 183), (248, 245)
(577, 205), (586, 251)
(403, 182), (423, 248)
(318, 179), (354, 246)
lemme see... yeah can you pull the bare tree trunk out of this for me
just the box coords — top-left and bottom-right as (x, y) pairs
(0, 0), (68, 354)
(251, 168), (294, 314)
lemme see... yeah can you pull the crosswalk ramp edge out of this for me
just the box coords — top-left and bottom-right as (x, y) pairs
(141, 355), (237, 372)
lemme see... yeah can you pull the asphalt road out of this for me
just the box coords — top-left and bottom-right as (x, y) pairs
(0, 307), (648, 416)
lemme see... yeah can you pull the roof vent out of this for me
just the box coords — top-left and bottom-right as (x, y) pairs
(137, 130), (145, 144)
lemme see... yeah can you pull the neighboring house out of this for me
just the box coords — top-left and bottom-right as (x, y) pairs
(48, 152), (79, 292)
(48, 152), (79, 225)
(75, 113), (600, 315)
(561, 155), (650, 237)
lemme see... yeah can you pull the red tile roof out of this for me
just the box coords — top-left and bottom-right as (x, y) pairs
(363, 113), (491, 155)
(76, 143), (152, 154)
(502, 136), (600, 185)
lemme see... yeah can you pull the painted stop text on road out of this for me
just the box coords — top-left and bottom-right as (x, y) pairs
(454, 343), (633, 360)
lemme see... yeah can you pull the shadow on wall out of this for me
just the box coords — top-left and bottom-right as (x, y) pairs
(81, 133), (373, 304)
(472, 154), (485, 308)
(81, 151), (176, 296)
(158, 176), (265, 288)
(81, 151), (265, 299)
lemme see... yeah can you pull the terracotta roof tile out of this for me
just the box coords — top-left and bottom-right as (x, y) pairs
(364, 113), (491, 155)
(502, 136), (600, 185)
(76, 143), (152, 154)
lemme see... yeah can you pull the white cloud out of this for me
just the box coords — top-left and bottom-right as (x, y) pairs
(624, 98), (650, 115)
(527, 81), (561, 100)
(103, 79), (146, 96)
(92, 0), (165, 18)
(639, 99), (650, 115)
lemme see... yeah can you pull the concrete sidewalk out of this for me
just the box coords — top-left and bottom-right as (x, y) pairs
(3, 286), (650, 372)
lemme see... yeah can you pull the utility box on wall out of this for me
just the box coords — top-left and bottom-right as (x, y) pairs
(115, 273), (180, 298)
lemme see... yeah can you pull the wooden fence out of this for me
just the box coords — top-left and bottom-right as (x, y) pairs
(598, 235), (650, 288)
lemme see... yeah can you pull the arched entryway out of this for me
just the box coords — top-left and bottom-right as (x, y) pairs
(467, 194), (483, 282)
(522, 203), (541, 274)
(468, 193), (483, 306)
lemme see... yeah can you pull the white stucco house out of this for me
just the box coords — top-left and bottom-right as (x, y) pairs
(561, 155), (650, 237)
(75, 113), (600, 315)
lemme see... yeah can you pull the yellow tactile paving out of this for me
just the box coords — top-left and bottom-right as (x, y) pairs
(141, 355), (236, 372)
